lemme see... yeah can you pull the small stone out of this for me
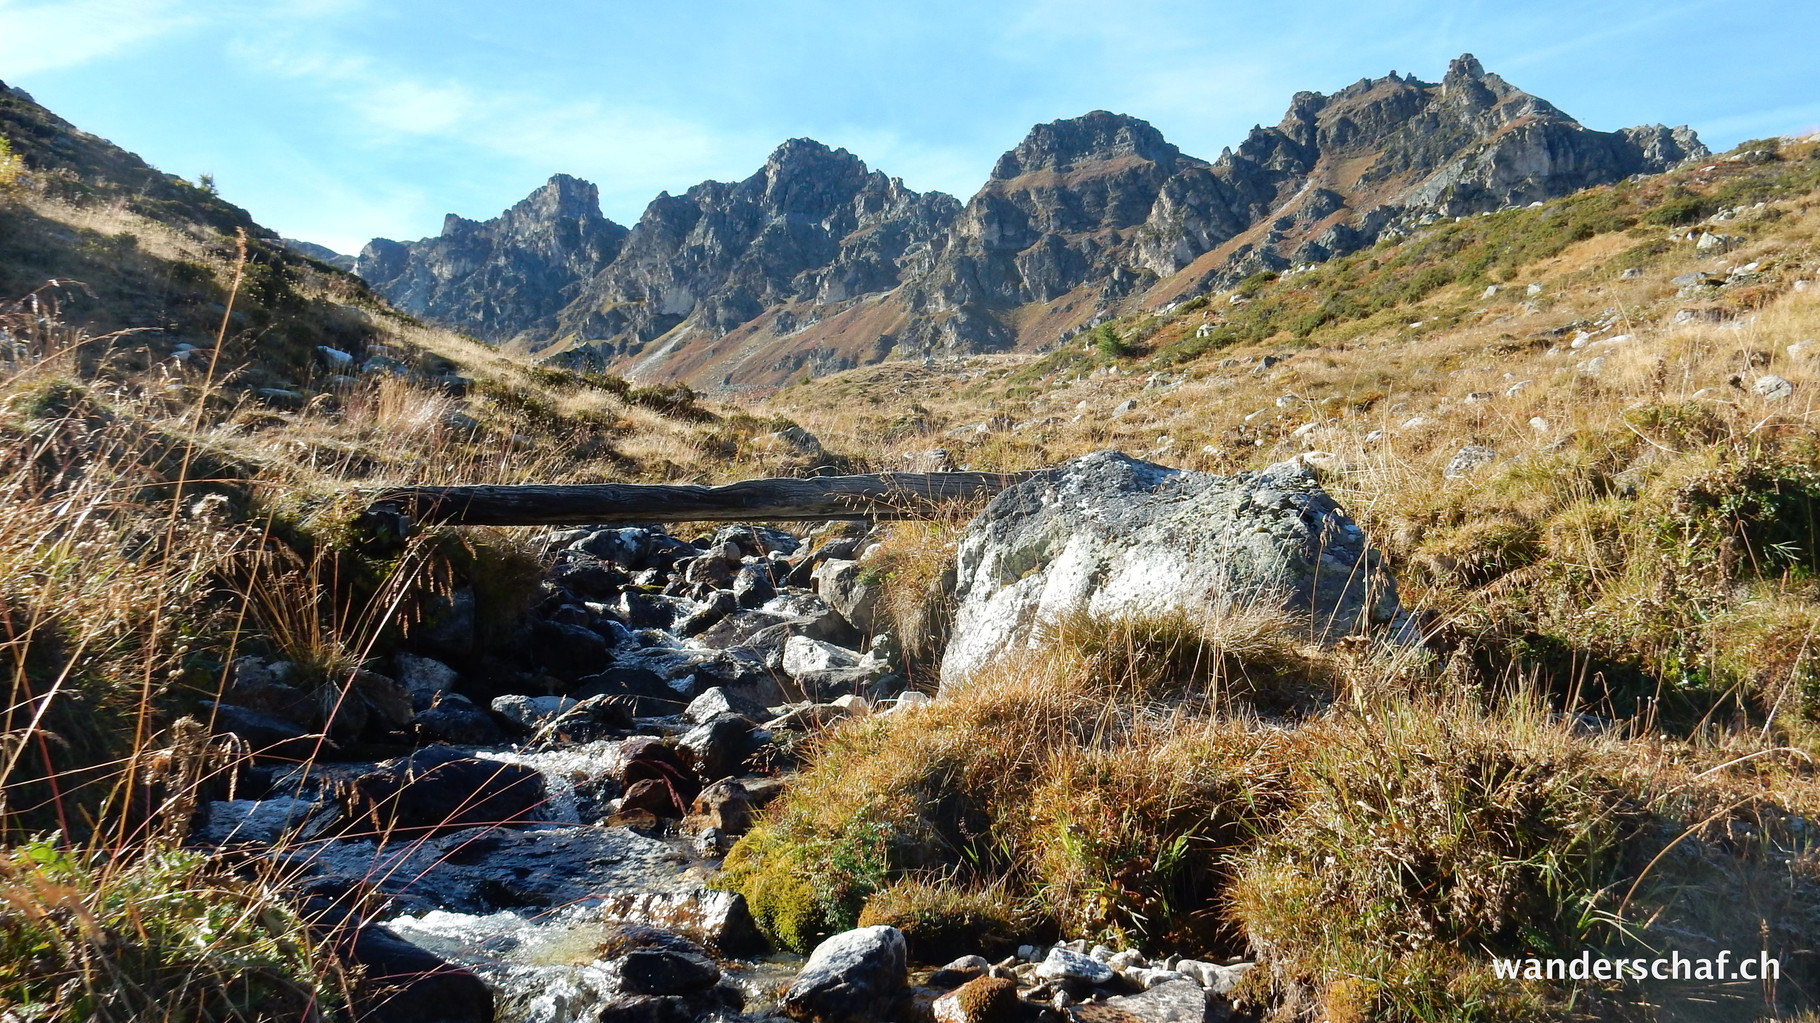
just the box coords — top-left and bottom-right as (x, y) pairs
(1082, 978), (1219, 1023)
(1126, 968), (1191, 989)
(881, 691), (930, 715)
(617, 947), (721, 996)
(1504, 380), (1531, 397)
(1481, 284), (1499, 299)
(830, 694), (871, 718)
(1621, 267), (1643, 279)
(928, 954), (991, 989)
(1172, 959), (1253, 995)
(1752, 374), (1794, 400)
(489, 694), (578, 734)
(1112, 399), (1138, 415)
(931, 976), (1020, 1023)
(1443, 445), (1497, 479)
(1529, 417), (1551, 432)
(1525, 282), (1544, 296)
(1107, 950), (1146, 972)
(781, 926), (907, 1023)
(1034, 946), (1115, 985)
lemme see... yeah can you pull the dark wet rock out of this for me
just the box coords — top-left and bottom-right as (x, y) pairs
(691, 777), (754, 835)
(595, 995), (696, 1023)
(542, 693), (637, 741)
(782, 925), (909, 1023)
(620, 737), (701, 816)
(929, 955), (993, 990)
(394, 653), (459, 711)
(338, 920), (494, 1023)
(617, 947), (722, 995)
(196, 796), (327, 845)
(530, 619), (612, 678)
(675, 591), (737, 636)
(732, 564), (779, 608)
(201, 701), (327, 761)
(623, 778), (686, 818)
(573, 667), (689, 717)
(412, 695), (507, 746)
(677, 553), (738, 594)
(592, 889), (765, 956)
(619, 590), (682, 630)
(550, 551), (626, 600)
(346, 745), (547, 837)
(677, 713), (767, 782)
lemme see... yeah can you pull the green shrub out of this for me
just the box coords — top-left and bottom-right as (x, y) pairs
(0, 839), (346, 1020)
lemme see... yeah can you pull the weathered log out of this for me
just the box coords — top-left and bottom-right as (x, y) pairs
(366, 470), (1052, 528)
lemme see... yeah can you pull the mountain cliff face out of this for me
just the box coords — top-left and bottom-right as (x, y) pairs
(543, 139), (958, 373)
(356, 55), (1708, 389)
(356, 174), (628, 341)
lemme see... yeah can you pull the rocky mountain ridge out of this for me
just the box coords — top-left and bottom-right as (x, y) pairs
(358, 173), (629, 340)
(355, 55), (1707, 390)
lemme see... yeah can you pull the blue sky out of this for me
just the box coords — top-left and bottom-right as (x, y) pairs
(3, 0), (1816, 255)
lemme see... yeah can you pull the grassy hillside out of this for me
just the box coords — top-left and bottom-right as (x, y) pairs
(720, 135), (1820, 1021)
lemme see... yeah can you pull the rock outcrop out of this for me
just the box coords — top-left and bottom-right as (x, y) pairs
(354, 55), (1705, 390)
(781, 925), (909, 1023)
(940, 452), (1399, 688)
(357, 174), (629, 341)
(546, 138), (959, 381)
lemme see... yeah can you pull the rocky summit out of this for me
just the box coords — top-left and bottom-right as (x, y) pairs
(357, 173), (630, 342)
(355, 54), (1705, 392)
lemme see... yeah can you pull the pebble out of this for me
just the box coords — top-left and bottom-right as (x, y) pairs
(1752, 374), (1794, 400)
(1034, 947), (1115, 985)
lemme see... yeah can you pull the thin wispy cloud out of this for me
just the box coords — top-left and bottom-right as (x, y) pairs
(231, 35), (777, 230)
(0, 0), (199, 77)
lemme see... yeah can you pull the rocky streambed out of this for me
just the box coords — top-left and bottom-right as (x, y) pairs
(194, 453), (1390, 1022)
(196, 516), (927, 1021)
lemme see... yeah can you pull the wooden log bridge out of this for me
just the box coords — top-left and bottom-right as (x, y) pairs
(365, 469), (1052, 528)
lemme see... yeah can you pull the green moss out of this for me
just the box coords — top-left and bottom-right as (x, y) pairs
(719, 823), (872, 954)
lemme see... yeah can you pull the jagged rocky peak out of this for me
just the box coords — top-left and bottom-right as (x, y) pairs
(750, 138), (873, 213)
(993, 110), (1184, 178)
(547, 138), (960, 364)
(355, 174), (629, 342)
